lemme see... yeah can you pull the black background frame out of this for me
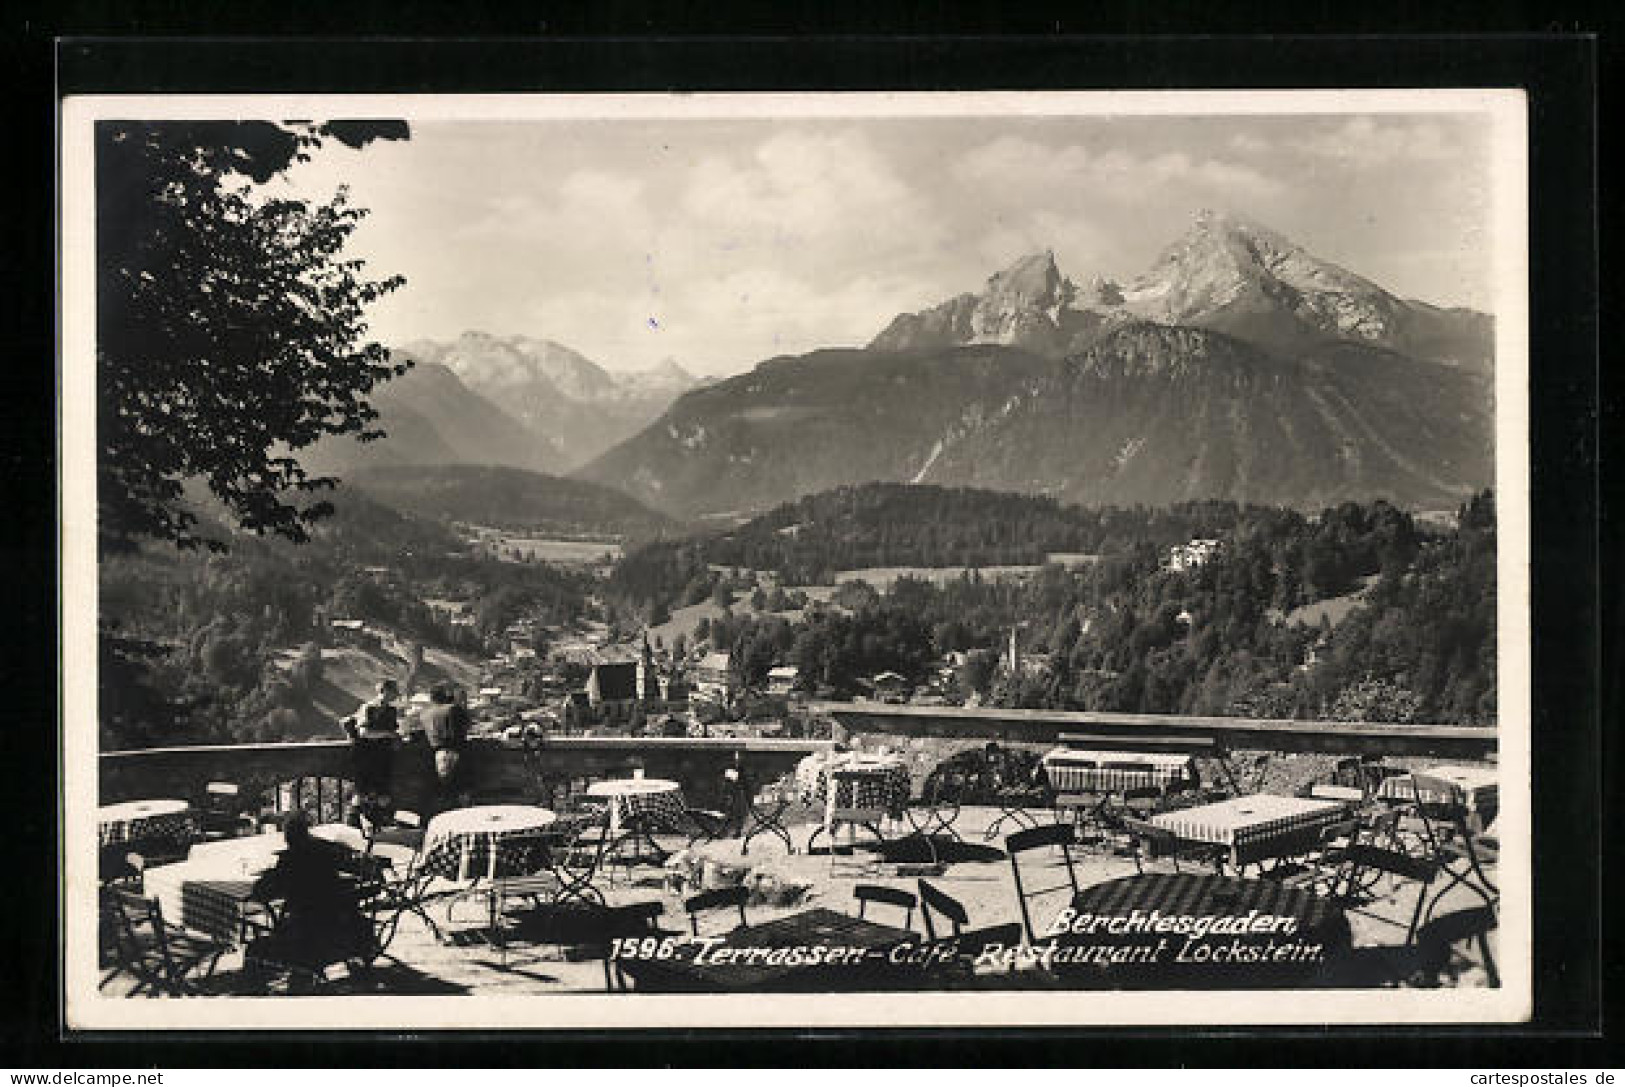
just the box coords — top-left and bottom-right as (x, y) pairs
(12, 23), (1608, 1068)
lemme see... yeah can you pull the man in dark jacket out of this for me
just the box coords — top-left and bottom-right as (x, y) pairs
(419, 682), (471, 811)
(246, 810), (376, 985)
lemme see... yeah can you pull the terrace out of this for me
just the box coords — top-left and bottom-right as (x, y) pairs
(94, 710), (1502, 998)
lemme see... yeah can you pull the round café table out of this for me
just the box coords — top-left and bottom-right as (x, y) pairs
(796, 752), (912, 817)
(587, 778), (687, 865)
(587, 778), (687, 833)
(98, 798), (196, 849)
(1047, 872), (1354, 989)
(421, 805), (558, 882)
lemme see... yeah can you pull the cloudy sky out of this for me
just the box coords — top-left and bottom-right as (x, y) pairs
(277, 110), (1497, 376)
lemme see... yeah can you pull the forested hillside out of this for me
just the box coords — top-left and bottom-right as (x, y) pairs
(346, 465), (674, 537)
(99, 492), (595, 750)
(611, 487), (1496, 727)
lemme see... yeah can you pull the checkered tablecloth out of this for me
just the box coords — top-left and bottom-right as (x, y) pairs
(587, 778), (687, 832)
(1376, 766), (1499, 823)
(421, 805), (558, 881)
(796, 754), (911, 817)
(142, 864), (262, 943)
(1150, 794), (1349, 867)
(98, 799), (197, 849)
(1041, 748), (1197, 793)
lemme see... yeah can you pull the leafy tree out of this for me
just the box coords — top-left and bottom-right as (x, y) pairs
(97, 120), (410, 553)
(954, 648), (1000, 698)
(1329, 677), (1423, 724)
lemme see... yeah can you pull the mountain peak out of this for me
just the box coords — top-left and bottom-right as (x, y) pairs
(873, 212), (1491, 366)
(984, 249), (1072, 311)
(869, 248), (1099, 357)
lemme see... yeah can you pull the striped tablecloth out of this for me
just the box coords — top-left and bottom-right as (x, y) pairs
(1376, 766), (1499, 824)
(1150, 795), (1349, 867)
(796, 754), (911, 817)
(1041, 748), (1197, 793)
(98, 799), (196, 849)
(421, 805), (558, 881)
(587, 778), (687, 832)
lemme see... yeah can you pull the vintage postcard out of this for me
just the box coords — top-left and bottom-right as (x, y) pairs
(60, 89), (1529, 1030)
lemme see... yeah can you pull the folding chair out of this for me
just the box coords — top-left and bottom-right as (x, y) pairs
(486, 812), (613, 924)
(199, 781), (253, 840)
(915, 879), (1023, 978)
(358, 814), (453, 950)
(807, 768), (887, 876)
(853, 884), (916, 931)
(1404, 773), (1498, 919)
(1324, 841), (1439, 948)
(478, 826), (571, 967)
(602, 900), (667, 991)
(684, 774), (739, 849)
(100, 886), (225, 996)
(363, 808), (427, 853)
(739, 775), (795, 856)
(1052, 790), (1103, 832)
(684, 885), (750, 936)
(901, 769), (966, 867)
(1275, 817), (1361, 894)
(1004, 822), (1083, 944)
(1416, 905), (1499, 987)
(917, 878), (970, 940)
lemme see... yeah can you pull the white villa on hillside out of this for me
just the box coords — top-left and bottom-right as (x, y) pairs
(1165, 538), (1222, 572)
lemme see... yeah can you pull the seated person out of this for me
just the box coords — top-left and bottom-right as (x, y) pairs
(246, 810), (377, 975)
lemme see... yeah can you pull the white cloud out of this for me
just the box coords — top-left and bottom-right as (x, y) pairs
(1297, 116), (1455, 165)
(1227, 131), (1272, 156)
(677, 128), (947, 271)
(282, 115), (1492, 371)
(955, 135), (1282, 202)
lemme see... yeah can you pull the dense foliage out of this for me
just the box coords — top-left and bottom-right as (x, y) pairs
(101, 481), (1496, 748)
(687, 489), (1492, 727)
(98, 120), (409, 553)
(99, 491), (594, 749)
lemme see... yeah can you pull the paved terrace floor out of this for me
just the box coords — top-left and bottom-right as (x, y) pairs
(101, 804), (1500, 998)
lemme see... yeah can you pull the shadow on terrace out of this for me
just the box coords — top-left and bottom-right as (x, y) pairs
(94, 712), (1502, 998)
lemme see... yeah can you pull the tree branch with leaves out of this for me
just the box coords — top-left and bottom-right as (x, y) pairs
(97, 119), (411, 553)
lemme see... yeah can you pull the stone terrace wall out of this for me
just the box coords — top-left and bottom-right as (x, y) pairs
(99, 736), (831, 816)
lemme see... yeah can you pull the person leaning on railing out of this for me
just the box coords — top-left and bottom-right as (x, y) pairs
(343, 679), (401, 825)
(420, 682), (471, 812)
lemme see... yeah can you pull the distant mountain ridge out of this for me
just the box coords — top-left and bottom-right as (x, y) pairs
(398, 333), (708, 467)
(578, 210), (1494, 520)
(302, 360), (565, 475)
(302, 334), (706, 478)
(872, 210), (1492, 369)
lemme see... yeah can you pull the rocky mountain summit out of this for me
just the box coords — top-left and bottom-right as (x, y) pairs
(580, 211), (1495, 520)
(872, 209), (1491, 369)
(392, 333), (706, 468)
